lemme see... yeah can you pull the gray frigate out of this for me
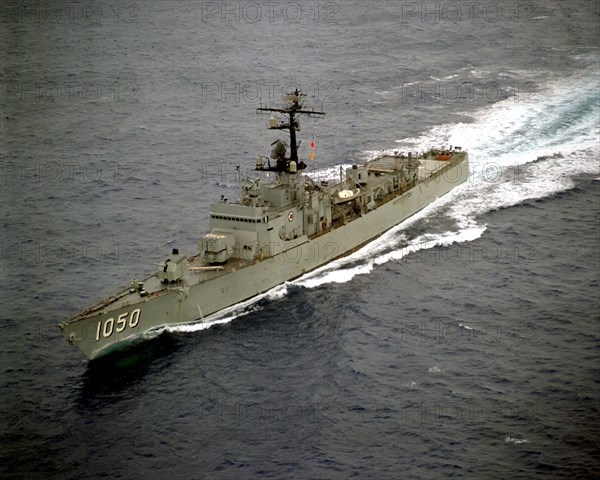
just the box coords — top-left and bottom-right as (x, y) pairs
(60, 90), (469, 360)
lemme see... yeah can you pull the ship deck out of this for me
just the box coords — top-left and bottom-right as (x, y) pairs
(72, 152), (466, 322)
(417, 158), (452, 180)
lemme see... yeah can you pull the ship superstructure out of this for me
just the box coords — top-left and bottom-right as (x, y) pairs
(60, 90), (468, 360)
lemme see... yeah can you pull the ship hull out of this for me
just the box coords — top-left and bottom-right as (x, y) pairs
(62, 156), (468, 359)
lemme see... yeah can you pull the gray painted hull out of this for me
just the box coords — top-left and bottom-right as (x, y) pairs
(61, 157), (468, 359)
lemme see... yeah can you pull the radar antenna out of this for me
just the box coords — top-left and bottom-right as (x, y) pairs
(256, 88), (325, 172)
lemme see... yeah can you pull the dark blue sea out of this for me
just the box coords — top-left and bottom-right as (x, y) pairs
(1, 1), (599, 478)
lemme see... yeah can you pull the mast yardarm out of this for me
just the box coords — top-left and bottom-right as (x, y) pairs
(256, 89), (325, 172)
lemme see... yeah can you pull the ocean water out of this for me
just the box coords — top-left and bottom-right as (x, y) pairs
(1, 1), (599, 478)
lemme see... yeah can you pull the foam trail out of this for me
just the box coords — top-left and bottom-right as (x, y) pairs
(295, 68), (599, 289)
(295, 226), (486, 289)
(152, 283), (289, 336)
(403, 67), (599, 175)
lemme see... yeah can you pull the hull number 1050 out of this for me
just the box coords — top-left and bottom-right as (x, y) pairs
(95, 308), (141, 341)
